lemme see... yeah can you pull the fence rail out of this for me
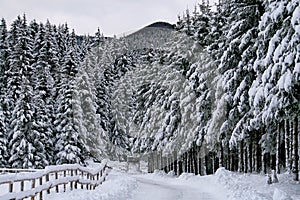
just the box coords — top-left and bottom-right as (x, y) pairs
(0, 162), (111, 200)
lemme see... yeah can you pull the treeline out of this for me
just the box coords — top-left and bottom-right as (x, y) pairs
(133, 0), (299, 181)
(0, 15), (109, 168)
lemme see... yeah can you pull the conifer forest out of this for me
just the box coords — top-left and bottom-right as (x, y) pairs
(0, 0), (299, 182)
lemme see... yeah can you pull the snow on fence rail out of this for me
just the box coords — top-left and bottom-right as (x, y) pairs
(0, 162), (111, 200)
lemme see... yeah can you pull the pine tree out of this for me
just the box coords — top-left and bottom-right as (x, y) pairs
(246, 0), (299, 175)
(0, 18), (9, 167)
(54, 26), (89, 164)
(6, 15), (41, 168)
(30, 22), (57, 166)
(74, 57), (107, 160)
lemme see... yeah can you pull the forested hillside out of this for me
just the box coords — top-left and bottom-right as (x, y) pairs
(0, 0), (299, 182)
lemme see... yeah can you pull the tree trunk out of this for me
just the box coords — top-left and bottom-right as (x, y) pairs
(174, 151), (178, 175)
(194, 146), (199, 175)
(156, 151), (160, 170)
(256, 130), (262, 173)
(285, 119), (290, 172)
(205, 154), (209, 175)
(198, 156), (202, 175)
(212, 153), (215, 173)
(276, 122), (281, 174)
(239, 140), (244, 172)
(244, 146), (248, 173)
(169, 156), (173, 171)
(264, 153), (271, 174)
(248, 137), (253, 173)
(184, 152), (188, 173)
(292, 117), (299, 181)
(148, 152), (154, 173)
(189, 147), (194, 173)
(186, 151), (189, 173)
(271, 153), (276, 171)
(290, 121), (294, 171)
(219, 142), (224, 168)
(163, 156), (167, 172)
(178, 155), (183, 175)
(226, 143), (230, 170)
(214, 153), (218, 173)
(231, 152), (235, 171)
(262, 152), (265, 174)
(160, 152), (163, 170)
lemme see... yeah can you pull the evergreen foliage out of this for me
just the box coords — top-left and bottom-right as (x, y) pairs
(0, 16), (95, 168)
(0, 0), (299, 181)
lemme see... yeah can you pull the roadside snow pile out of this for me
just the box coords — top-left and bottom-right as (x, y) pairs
(215, 167), (269, 200)
(214, 167), (300, 200)
(177, 172), (197, 180)
(273, 188), (292, 200)
(45, 171), (137, 200)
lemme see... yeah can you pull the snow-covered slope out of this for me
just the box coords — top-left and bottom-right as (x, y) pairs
(123, 22), (175, 50)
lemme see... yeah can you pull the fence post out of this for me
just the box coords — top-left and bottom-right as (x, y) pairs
(92, 175), (96, 189)
(9, 182), (13, 193)
(89, 174), (92, 190)
(64, 170), (67, 192)
(103, 168), (106, 182)
(96, 172), (99, 181)
(81, 171), (84, 189)
(31, 179), (35, 200)
(55, 172), (59, 193)
(74, 169), (78, 189)
(86, 173), (89, 190)
(21, 180), (24, 191)
(39, 177), (43, 200)
(70, 170), (74, 190)
(46, 174), (50, 194)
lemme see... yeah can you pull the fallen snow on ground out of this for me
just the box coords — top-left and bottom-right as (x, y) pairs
(45, 171), (137, 200)
(215, 167), (300, 200)
(131, 170), (227, 200)
(44, 163), (300, 200)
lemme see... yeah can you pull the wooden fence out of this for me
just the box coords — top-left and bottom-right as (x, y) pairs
(0, 162), (111, 200)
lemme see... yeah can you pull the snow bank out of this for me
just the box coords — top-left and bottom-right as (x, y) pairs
(178, 172), (196, 180)
(273, 188), (292, 200)
(45, 171), (137, 200)
(214, 167), (269, 200)
(214, 168), (300, 200)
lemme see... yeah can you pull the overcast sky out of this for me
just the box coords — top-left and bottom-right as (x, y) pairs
(0, 0), (217, 37)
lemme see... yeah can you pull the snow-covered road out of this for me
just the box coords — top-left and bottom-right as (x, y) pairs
(44, 166), (300, 200)
(132, 175), (220, 200)
(44, 170), (227, 200)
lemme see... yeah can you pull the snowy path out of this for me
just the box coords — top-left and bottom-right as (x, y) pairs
(44, 170), (227, 200)
(44, 167), (300, 200)
(132, 175), (219, 200)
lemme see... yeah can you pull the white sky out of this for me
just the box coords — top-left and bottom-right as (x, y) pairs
(0, 0), (217, 37)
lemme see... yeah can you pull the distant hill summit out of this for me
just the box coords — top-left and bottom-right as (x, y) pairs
(124, 21), (176, 50)
(146, 22), (175, 30)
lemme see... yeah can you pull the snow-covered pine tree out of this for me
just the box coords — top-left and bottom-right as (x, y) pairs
(74, 56), (107, 160)
(0, 18), (9, 167)
(6, 15), (46, 168)
(206, 0), (263, 171)
(54, 26), (89, 165)
(250, 0), (300, 178)
(30, 22), (57, 166)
